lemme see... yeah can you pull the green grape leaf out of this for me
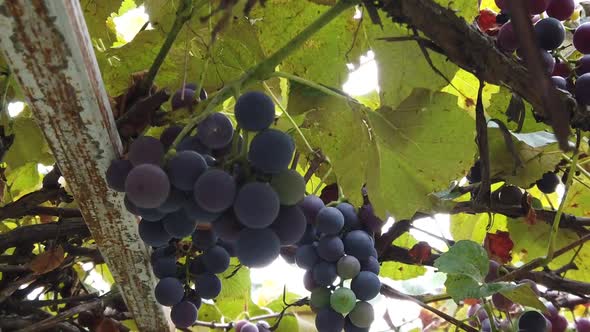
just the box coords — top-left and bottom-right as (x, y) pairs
(434, 240), (489, 282)
(450, 213), (489, 244)
(500, 284), (547, 311)
(508, 217), (590, 282)
(293, 86), (369, 208)
(486, 87), (548, 133)
(6, 162), (41, 199)
(251, 0), (360, 87)
(434, 0), (479, 22)
(488, 128), (562, 188)
(4, 116), (50, 170)
(365, 89), (475, 218)
(81, 0), (124, 46)
(217, 259), (251, 301)
(366, 20), (460, 109)
(445, 275), (510, 302)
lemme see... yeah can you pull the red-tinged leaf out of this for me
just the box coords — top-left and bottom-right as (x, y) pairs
(409, 241), (432, 264)
(95, 318), (119, 332)
(39, 214), (54, 224)
(477, 9), (500, 36)
(464, 298), (480, 306)
(29, 246), (65, 275)
(419, 308), (436, 328)
(484, 231), (514, 264)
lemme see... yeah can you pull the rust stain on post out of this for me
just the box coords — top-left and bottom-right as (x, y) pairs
(0, 1), (173, 330)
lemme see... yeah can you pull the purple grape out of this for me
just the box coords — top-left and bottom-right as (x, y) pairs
(361, 256), (380, 274)
(336, 203), (361, 230)
(138, 207), (167, 222)
(270, 169), (306, 205)
(535, 18), (565, 50)
(125, 164), (170, 209)
(317, 235), (345, 262)
(315, 308), (345, 332)
(298, 195), (325, 224)
(553, 60), (572, 77)
(541, 50), (556, 74)
(239, 322), (258, 332)
(551, 315), (568, 332)
(519, 310), (551, 331)
(350, 271), (380, 301)
(158, 189), (186, 213)
(577, 74), (590, 105)
(551, 76), (567, 90)
(194, 272), (221, 299)
(201, 245), (230, 274)
(536, 172), (560, 193)
(248, 129), (295, 174)
(106, 159), (133, 192)
(270, 205), (307, 245)
(154, 277), (184, 306)
(170, 301), (198, 328)
(152, 255), (177, 279)
(497, 22), (519, 52)
(316, 207), (345, 235)
(139, 219), (172, 247)
(211, 212), (243, 242)
(197, 113), (234, 149)
(191, 228), (218, 251)
(303, 269), (317, 291)
(163, 210), (197, 239)
(128, 136), (165, 166)
(313, 261), (338, 286)
(295, 244), (320, 270)
(233, 182), (280, 229)
(171, 89), (195, 110)
(546, 0), (575, 20)
(337, 255), (361, 279)
(183, 199), (220, 224)
(529, 0), (550, 15)
(236, 228), (281, 267)
(492, 292), (514, 311)
(495, 0), (506, 10)
(348, 301), (374, 329)
(574, 23), (590, 54)
(576, 55), (590, 76)
(343, 230), (375, 261)
(124, 194), (140, 215)
(166, 151), (207, 191)
(576, 318), (590, 332)
(160, 125), (183, 149)
(193, 169), (236, 213)
(177, 135), (210, 155)
(234, 91), (276, 131)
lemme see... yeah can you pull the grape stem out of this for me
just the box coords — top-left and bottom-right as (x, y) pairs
(170, 0), (359, 150)
(138, 0), (196, 96)
(270, 71), (349, 100)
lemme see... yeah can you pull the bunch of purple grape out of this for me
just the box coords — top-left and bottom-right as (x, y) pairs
(295, 195), (381, 332)
(105, 90), (311, 328)
(493, 0), (590, 105)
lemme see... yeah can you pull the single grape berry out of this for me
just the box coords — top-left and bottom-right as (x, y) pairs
(236, 228), (281, 268)
(312, 261), (338, 286)
(546, 0), (575, 21)
(194, 273), (222, 299)
(576, 55), (590, 76)
(315, 308), (345, 332)
(576, 318), (590, 332)
(535, 18), (565, 50)
(160, 125), (183, 149)
(497, 185), (522, 205)
(492, 292), (514, 311)
(330, 287), (356, 314)
(337, 255), (361, 279)
(197, 113), (234, 150)
(536, 172), (560, 193)
(166, 151), (207, 191)
(350, 271), (380, 301)
(497, 22), (519, 52)
(295, 244), (320, 270)
(193, 169), (237, 213)
(348, 301), (374, 329)
(270, 169), (306, 205)
(551, 76), (567, 90)
(170, 301), (198, 328)
(234, 91), (276, 131)
(138, 219), (172, 247)
(518, 311), (551, 331)
(529, 0), (550, 15)
(467, 160), (482, 183)
(171, 89), (196, 110)
(106, 159), (133, 192)
(298, 195), (325, 224)
(233, 182), (280, 229)
(576, 73), (590, 105)
(270, 205), (307, 245)
(574, 23), (590, 54)
(310, 287), (332, 310)
(125, 164), (170, 209)
(317, 235), (345, 262)
(248, 129), (295, 174)
(485, 260), (500, 282)
(128, 136), (165, 166)
(316, 207), (345, 235)
(154, 277), (184, 306)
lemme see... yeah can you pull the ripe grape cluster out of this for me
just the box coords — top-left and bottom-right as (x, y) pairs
(295, 196), (380, 332)
(234, 319), (272, 332)
(487, 0), (590, 106)
(105, 90), (314, 328)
